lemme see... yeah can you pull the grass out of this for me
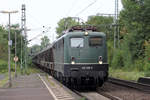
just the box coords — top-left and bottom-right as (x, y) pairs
(25, 65), (41, 75)
(109, 67), (145, 81)
(79, 98), (86, 100)
(46, 75), (56, 87)
(0, 59), (41, 88)
(0, 60), (8, 74)
(0, 73), (9, 88)
(0, 72), (16, 88)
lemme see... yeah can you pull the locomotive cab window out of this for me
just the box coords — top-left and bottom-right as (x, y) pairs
(70, 37), (84, 48)
(89, 37), (103, 46)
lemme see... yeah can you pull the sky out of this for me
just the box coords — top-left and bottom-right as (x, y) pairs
(0, 0), (123, 47)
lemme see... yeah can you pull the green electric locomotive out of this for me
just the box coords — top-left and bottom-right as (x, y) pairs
(33, 25), (109, 88)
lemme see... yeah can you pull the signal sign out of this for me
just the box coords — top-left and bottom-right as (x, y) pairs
(14, 56), (18, 62)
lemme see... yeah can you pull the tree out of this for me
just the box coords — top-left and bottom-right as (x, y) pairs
(56, 17), (79, 37)
(40, 36), (50, 49)
(0, 26), (8, 60)
(120, 0), (150, 60)
(9, 24), (25, 63)
(30, 44), (41, 54)
(86, 15), (114, 40)
(0, 24), (24, 61)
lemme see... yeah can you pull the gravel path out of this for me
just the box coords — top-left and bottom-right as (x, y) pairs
(99, 82), (150, 100)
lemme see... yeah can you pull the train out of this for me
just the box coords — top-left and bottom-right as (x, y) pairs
(32, 25), (109, 88)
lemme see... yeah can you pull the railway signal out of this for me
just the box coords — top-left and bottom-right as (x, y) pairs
(14, 56), (18, 62)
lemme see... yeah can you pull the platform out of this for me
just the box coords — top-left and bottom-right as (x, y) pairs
(0, 74), (54, 100)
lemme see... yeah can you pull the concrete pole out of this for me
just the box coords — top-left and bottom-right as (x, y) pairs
(8, 13), (11, 87)
(114, 0), (119, 48)
(117, 0), (120, 48)
(20, 30), (23, 73)
(25, 27), (27, 72)
(15, 31), (17, 77)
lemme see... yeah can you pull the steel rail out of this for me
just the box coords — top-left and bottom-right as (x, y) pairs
(108, 77), (150, 93)
(97, 88), (122, 100)
(72, 90), (89, 100)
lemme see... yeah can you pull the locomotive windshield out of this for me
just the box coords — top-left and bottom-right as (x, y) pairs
(70, 37), (84, 48)
(89, 37), (103, 46)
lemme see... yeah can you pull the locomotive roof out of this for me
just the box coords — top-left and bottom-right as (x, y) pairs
(66, 31), (106, 37)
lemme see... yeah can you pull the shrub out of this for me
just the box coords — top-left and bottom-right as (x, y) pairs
(144, 71), (150, 77)
(111, 49), (124, 68)
(134, 59), (145, 71)
(0, 60), (8, 73)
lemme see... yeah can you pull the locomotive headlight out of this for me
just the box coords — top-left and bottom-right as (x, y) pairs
(85, 32), (88, 36)
(71, 56), (75, 64)
(99, 56), (103, 64)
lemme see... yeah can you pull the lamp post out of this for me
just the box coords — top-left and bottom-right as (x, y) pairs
(0, 10), (18, 87)
(15, 31), (17, 77)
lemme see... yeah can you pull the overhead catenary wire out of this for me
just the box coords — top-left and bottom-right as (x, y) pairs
(27, 12), (44, 27)
(66, 0), (79, 17)
(75, 0), (97, 16)
(28, 26), (50, 42)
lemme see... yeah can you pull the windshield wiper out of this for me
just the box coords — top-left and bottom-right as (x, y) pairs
(76, 42), (83, 48)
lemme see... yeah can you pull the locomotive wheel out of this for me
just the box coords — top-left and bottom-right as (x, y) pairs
(98, 78), (104, 86)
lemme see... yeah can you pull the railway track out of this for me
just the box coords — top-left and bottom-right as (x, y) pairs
(108, 77), (150, 92)
(38, 68), (120, 100)
(97, 89), (122, 100)
(97, 77), (150, 100)
(73, 77), (150, 100)
(73, 89), (121, 100)
(75, 89), (119, 100)
(38, 68), (150, 100)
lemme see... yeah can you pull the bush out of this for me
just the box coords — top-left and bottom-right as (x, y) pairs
(111, 49), (124, 68)
(133, 59), (145, 71)
(107, 40), (114, 66)
(0, 60), (8, 73)
(0, 59), (17, 74)
(144, 71), (150, 77)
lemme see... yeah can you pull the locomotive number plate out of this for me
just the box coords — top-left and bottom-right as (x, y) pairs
(82, 66), (93, 70)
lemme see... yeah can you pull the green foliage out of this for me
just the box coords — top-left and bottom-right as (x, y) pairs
(56, 17), (79, 37)
(0, 24), (28, 74)
(40, 36), (50, 49)
(25, 66), (41, 75)
(120, 0), (150, 59)
(0, 60), (8, 73)
(0, 24), (25, 63)
(0, 26), (8, 60)
(144, 41), (150, 62)
(109, 67), (145, 81)
(108, 0), (150, 79)
(31, 44), (41, 54)
(0, 59), (18, 74)
(87, 16), (114, 40)
(120, 35), (132, 68)
(144, 71), (150, 77)
(111, 49), (124, 68)
(9, 25), (25, 63)
(107, 40), (114, 66)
